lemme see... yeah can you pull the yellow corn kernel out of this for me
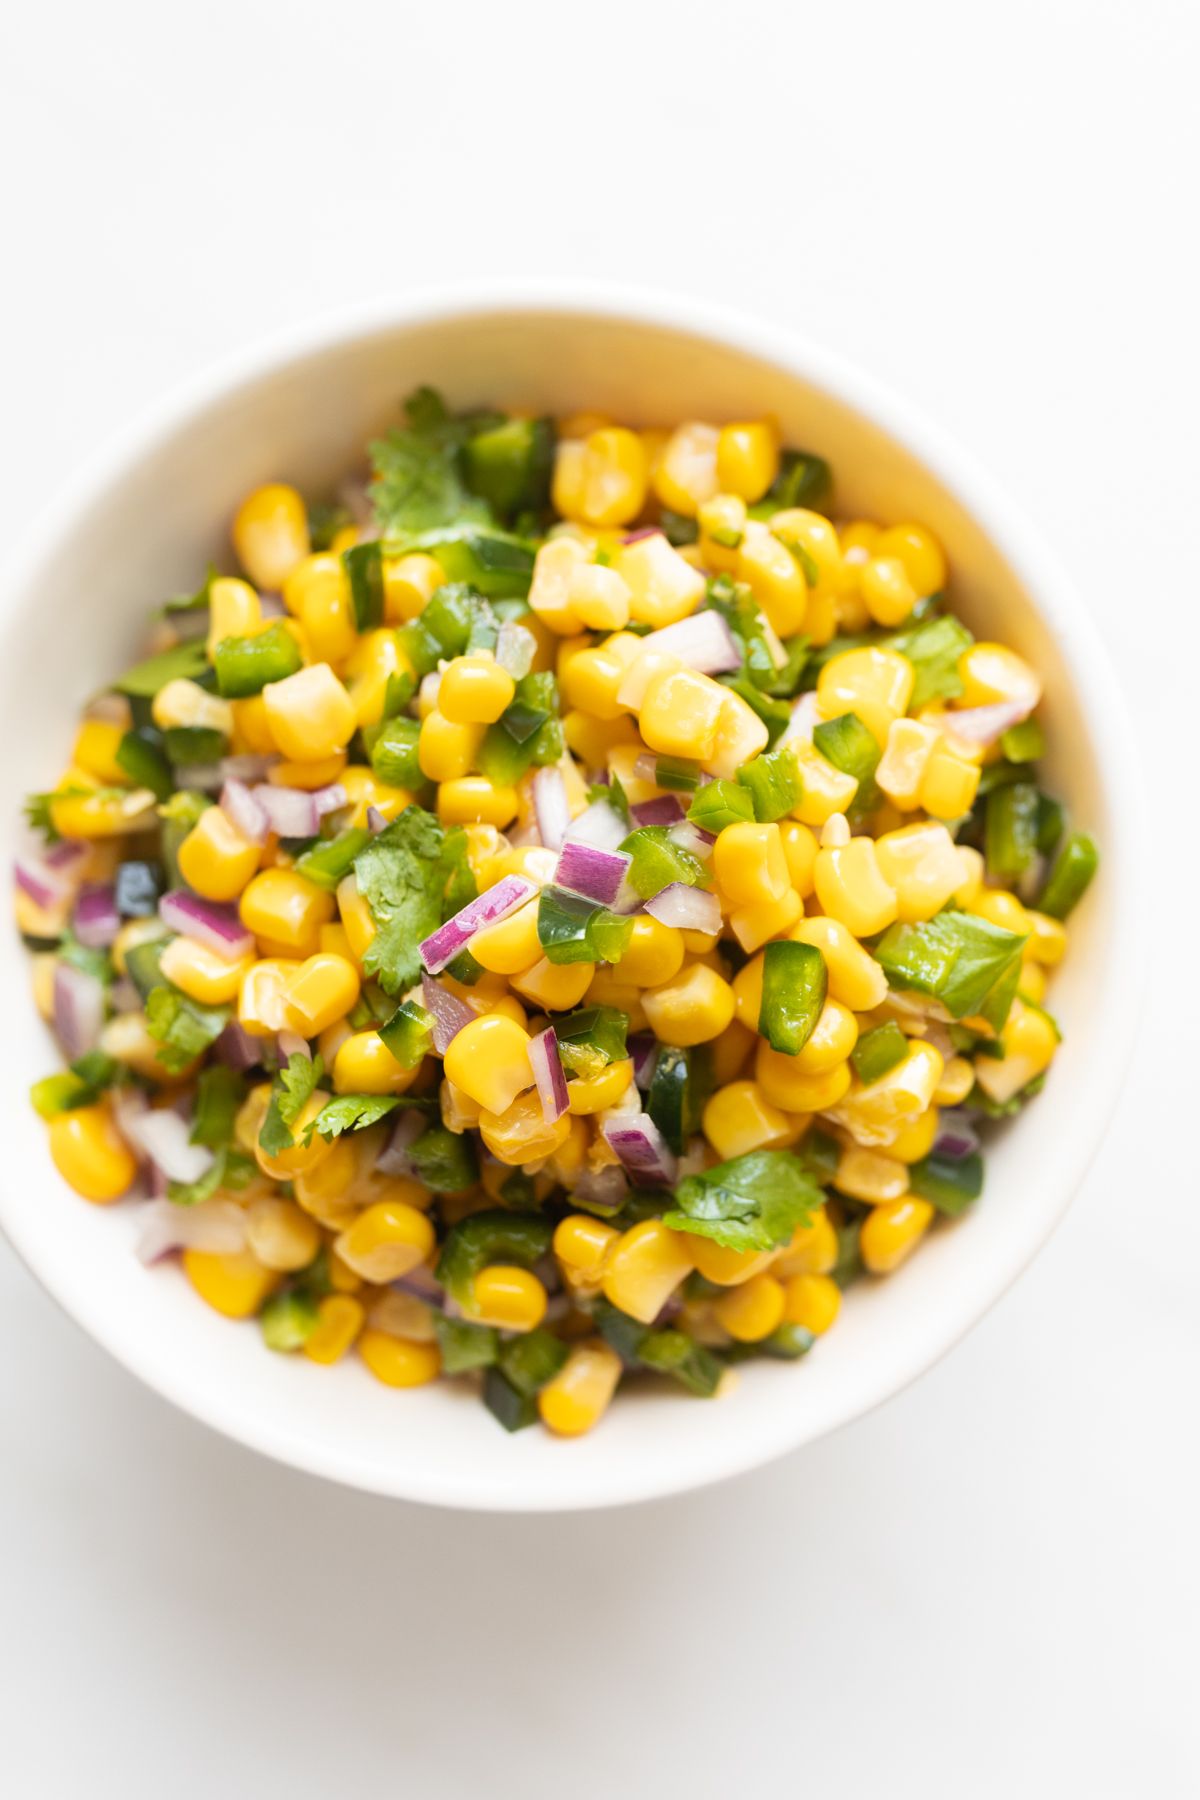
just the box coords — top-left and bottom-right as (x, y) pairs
(416, 709), (481, 783)
(568, 563), (633, 631)
(713, 821), (789, 906)
(958, 642), (1042, 711)
(335, 875), (376, 965)
(774, 1207), (838, 1277)
(553, 1214), (618, 1278)
(459, 1266), (544, 1333)
(827, 1040), (944, 1147)
(755, 1041), (853, 1114)
(814, 829), (898, 937)
(706, 685), (770, 780)
(835, 1143), (910, 1203)
(466, 897), (539, 976)
(383, 552), (444, 623)
(567, 1058), (634, 1116)
(791, 916), (888, 1012)
(438, 653), (516, 726)
(613, 915), (685, 989)
(1024, 910), (1067, 966)
(528, 536), (589, 635)
(539, 1340), (622, 1437)
(303, 1294), (365, 1364)
(974, 999), (1058, 1106)
(151, 677), (233, 737)
(736, 521), (809, 636)
(31, 952), (57, 1021)
(707, 1020), (752, 1087)
(860, 1198), (935, 1273)
(230, 693), (276, 754)
(969, 887), (1032, 936)
(435, 777), (517, 828)
(642, 963), (735, 1047)
(177, 806), (261, 904)
(268, 751), (349, 792)
(652, 421), (720, 516)
(638, 666), (727, 762)
(876, 717), (940, 810)
(559, 640), (635, 724)
(602, 1219), (694, 1324)
(479, 1088), (572, 1165)
(875, 523), (946, 597)
(697, 492), (748, 573)
(206, 576), (264, 662)
(511, 957), (594, 1011)
(713, 1272), (786, 1342)
(817, 645), (914, 747)
(874, 821), (965, 923)
(793, 998), (858, 1074)
(332, 1031), (420, 1097)
(335, 1201), (435, 1284)
(919, 744), (980, 819)
(442, 1013), (533, 1114)
(578, 427), (649, 527)
(728, 886), (803, 954)
(614, 532), (707, 628)
(702, 1080), (797, 1161)
(244, 1197), (322, 1273)
(184, 1248), (278, 1318)
(237, 958), (300, 1036)
(888, 1105), (941, 1164)
(343, 627), (410, 730)
(716, 419), (780, 503)
(933, 1055), (974, 1107)
(783, 1273), (841, 1335)
(562, 708), (639, 769)
(240, 868), (334, 955)
(327, 1246), (364, 1291)
(71, 718), (128, 785)
(678, 1238), (772, 1290)
(769, 508), (844, 598)
(859, 555), (918, 627)
(47, 1103), (136, 1203)
(778, 820), (819, 897)
(232, 483), (310, 590)
(358, 1329), (441, 1387)
(284, 952), (360, 1035)
(262, 663), (356, 762)
(292, 1138), (359, 1228)
(158, 936), (253, 1006)
(1019, 963), (1047, 1003)
(731, 953), (765, 1030)
(786, 741), (858, 827)
(283, 556), (355, 664)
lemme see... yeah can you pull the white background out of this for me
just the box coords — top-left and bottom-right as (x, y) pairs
(2, 3), (1198, 1795)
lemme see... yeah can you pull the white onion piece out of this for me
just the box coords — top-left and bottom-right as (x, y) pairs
(220, 778), (271, 845)
(563, 797), (627, 853)
(375, 1108), (426, 1176)
(637, 610), (740, 674)
(277, 1030), (312, 1062)
(670, 821), (715, 861)
(496, 621), (536, 679)
(136, 1199), (246, 1265)
(123, 1109), (215, 1186)
(53, 960), (105, 1060)
(645, 883), (721, 934)
(942, 698), (1032, 749)
(532, 766), (571, 851)
(780, 691), (819, 746)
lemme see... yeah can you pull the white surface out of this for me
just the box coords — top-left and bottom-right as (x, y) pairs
(1, 0), (1197, 1790)
(0, 289), (1142, 1510)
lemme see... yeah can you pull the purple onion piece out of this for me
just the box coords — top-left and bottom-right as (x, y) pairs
(53, 960), (105, 1060)
(276, 1030), (312, 1063)
(421, 975), (477, 1053)
(631, 794), (687, 828)
(15, 855), (71, 912)
(628, 1032), (658, 1089)
(419, 874), (536, 974)
(563, 797), (628, 853)
(553, 840), (632, 908)
(73, 883), (121, 949)
(220, 778), (270, 846)
(645, 883), (721, 935)
(528, 1027), (569, 1123)
(621, 526), (661, 545)
(392, 1263), (444, 1302)
(601, 1113), (678, 1186)
(250, 784), (322, 838)
(670, 821), (714, 860)
(365, 805), (388, 834)
(376, 1108), (426, 1176)
(943, 698), (1033, 747)
(159, 889), (255, 961)
(213, 1021), (265, 1070)
(933, 1111), (982, 1159)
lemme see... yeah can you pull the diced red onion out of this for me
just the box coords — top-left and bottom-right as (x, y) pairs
(393, 1263), (444, 1302)
(219, 754), (278, 786)
(621, 526), (661, 545)
(14, 838), (89, 911)
(528, 1027), (569, 1123)
(933, 1112), (981, 1159)
(136, 1199), (247, 1265)
(123, 1108), (215, 1185)
(366, 805), (388, 834)
(419, 875), (536, 974)
(496, 621), (536, 679)
(258, 591), (287, 618)
(277, 1030), (312, 1062)
(943, 699), (1032, 748)
(600, 1113), (678, 1186)
(639, 609), (739, 674)
(553, 840), (631, 907)
(375, 1108), (426, 1176)
(73, 883), (120, 948)
(53, 960), (105, 1060)
(780, 691), (819, 746)
(213, 1021), (264, 1069)
(421, 975), (477, 1052)
(669, 821), (715, 860)
(645, 883), (721, 934)
(45, 839), (92, 874)
(532, 765), (571, 852)
(220, 778), (270, 846)
(629, 1032), (658, 1089)
(563, 797), (627, 853)
(653, 1292), (684, 1325)
(631, 793), (687, 828)
(159, 889), (254, 961)
(567, 1163), (629, 1210)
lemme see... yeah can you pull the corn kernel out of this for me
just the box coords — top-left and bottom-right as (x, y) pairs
(860, 1198), (935, 1273)
(614, 533), (706, 628)
(860, 555), (918, 627)
(442, 1013), (533, 1114)
(769, 508), (844, 598)
(438, 653), (516, 726)
(713, 1272), (786, 1342)
(814, 832), (898, 937)
(817, 645), (914, 747)
(437, 776), (519, 828)
(778, 820), (818, 897)
(383, 553), (444, 623)
(642, 963), (735, 1047)
(567, 562), (633, 631)
(304, 1294), (365, 1364)
(152, 678), (233, 736)
(728, 886), (803, 954)
(787, 741), (859, 826)
(245, 1197), (322, 1272)
(706, 686), (770, 779)
(158, 936), (253, 1006)
(232, 483), (310, 590)
(920, 744), (980, 819)
(333, 1030), (420, 1096)
(874, 821), (965, 923)
(177, 806), (261, 904)
(755, 1041), (853, 1113)
(876, 717), (940, 810)
(511, 957), (594, 1011)
(638, 666), (726, 762)
(958, 643), (1042, 711)
(974, 998), (1058, 1105)
(602, 1219), (694, 1324)
(774, 1207), (838, 1277)
(702, 1080), (797, 1161)
(240, 868), (334, 955)
(284, 952), (360, 1035)
(47, 1104), (136, 1202)
(783, 1273), (841, 1334)
(553, 1214), (618, 1278)
(827, 1040), (944, 1147)
(653, 421), (720, 516)
(713, 821), (789, 906)
(72, 718), (129, 785)
(358, 1329), (441, 1387)
(263, 663), (356, 762)
(539, 1340), (622, 1437)
(716, 420), (780, 503)
(468, 1265), (549, 1332)
(613, 915), (685, 988)
(184, 1248), (278, 1318)
(835, 1143), (910, 1203)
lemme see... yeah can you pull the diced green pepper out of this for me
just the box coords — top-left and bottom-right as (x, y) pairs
(758, 941), (827, 1054)
(115, 727), (172, 800)
(1000, 717), (1045, 763)
(483, 1367), (538, 1431)
(637, 1329), (722, 1396)
(497, 1329), (569, 1398)
(1037, 831), (1099, 920)
(213, 621), (304, 698)
(368, 716), (424, 791)
(409, 1124), (478, 1193)
(985, 780), (1040, 879)
(537, 886), (634, 965)
(377, 999), (433, 1069)
(463, 416), (555, 517)
(908, 1150), (984, 1216)
(342, 541), (385, 630)
(291, 828), (372, 892)
(811, 712), (880, 815)
(435, 1209), (554, 1306)
(687, 779), (755, 833)
(434, 1315), (499, 1374)
(619, 825), (708, 899)
(737, 745), (803, 821)
(851, 1021), (908, 1084)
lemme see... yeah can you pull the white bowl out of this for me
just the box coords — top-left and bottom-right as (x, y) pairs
(0, 286), (1139, 1511)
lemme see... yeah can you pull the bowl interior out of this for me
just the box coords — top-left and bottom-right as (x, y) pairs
(0, 298), (1128, 1509)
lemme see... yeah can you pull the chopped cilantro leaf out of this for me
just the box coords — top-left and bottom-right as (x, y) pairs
(664, 1149), (823, 1253)
(352, 805), (476, 994)
(258, 1053), (324, 1157)
(144, 986), (230, 1073)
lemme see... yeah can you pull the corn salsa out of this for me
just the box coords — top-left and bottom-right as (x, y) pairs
(15, 391), (1098, 1436)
